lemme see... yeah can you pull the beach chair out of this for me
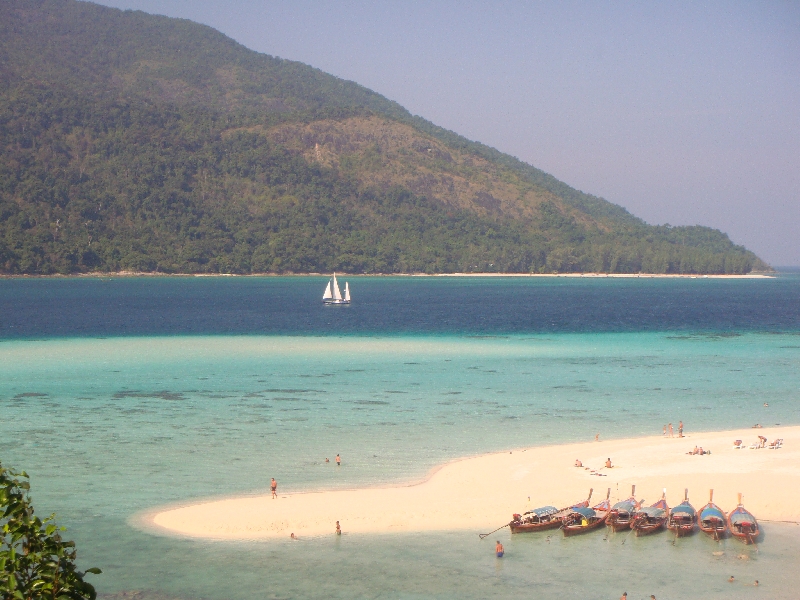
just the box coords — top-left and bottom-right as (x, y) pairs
(748, 441), (760, 449)
(732, 440), (743, 449)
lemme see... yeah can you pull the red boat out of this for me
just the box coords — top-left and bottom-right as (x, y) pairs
(667, 489), (697, 537)
(510, 489), (593, 534)
(631, 490), (669, 536)
(698, 489), (728, 540)
(562, 488), (611, 537)
(607, 484), (640, 532)
(728, 493), (759, 545)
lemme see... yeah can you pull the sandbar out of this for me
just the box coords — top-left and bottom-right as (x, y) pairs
(142, 425), (799, 540)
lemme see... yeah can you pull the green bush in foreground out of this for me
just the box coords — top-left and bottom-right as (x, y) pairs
(0, 462), (100, 600)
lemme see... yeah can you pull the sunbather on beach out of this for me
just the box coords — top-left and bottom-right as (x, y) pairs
(575, 459), (583, 467)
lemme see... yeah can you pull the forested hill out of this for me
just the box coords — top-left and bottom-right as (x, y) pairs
(0, 0), (770, 274)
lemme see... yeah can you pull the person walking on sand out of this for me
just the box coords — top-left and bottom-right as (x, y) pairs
(679, 421), (684, 437)
(335, 454), (341, 466)
(595, 433), (600, 442)
(335, 521), (341, 535)
(495, 541), (504, 557)
(270, 478), (277, 499)
(668, 423), (674, 437)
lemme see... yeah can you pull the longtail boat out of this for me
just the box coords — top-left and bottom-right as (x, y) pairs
(510, 489), (593, 533)
(562, 488), (611, 537)
(667, 489), (697, 537)
(632, 489), (669, 536)
(607, 485), (640, 532)
(698, 489), (728, 540)
(727, 493), (759, 544)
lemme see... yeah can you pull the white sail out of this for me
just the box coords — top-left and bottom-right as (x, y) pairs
(323, 281), (332, 300)
(344, 281), (350, 302)
(332, 273), (342, 300)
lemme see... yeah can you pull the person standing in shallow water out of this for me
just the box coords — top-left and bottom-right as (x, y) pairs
(335, 454), (341, 466)
(335, 521), (341, 535)
(495, 541), (504, 557)
(270, 478), (277, 499)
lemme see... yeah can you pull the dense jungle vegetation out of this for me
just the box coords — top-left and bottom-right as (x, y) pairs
(0, 0), (769, 274)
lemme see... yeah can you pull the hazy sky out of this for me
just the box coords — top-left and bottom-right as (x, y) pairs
(93, 0), (799, 265)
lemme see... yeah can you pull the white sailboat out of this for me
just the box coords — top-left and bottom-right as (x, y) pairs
(322, 273), (350, 304)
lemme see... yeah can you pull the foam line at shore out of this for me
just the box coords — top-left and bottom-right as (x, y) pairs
(140, 426), (800, 540)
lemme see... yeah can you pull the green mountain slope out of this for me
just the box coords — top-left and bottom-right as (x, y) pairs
(0, 0), (770, 274)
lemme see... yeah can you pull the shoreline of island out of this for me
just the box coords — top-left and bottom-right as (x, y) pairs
(1, 271), (777, 279)
(137, 425), (799, 541)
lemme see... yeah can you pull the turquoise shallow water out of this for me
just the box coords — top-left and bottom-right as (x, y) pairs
(1, 276), (799, 599)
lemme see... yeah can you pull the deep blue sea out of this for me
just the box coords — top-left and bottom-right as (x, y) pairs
(1, 274), (799, 599)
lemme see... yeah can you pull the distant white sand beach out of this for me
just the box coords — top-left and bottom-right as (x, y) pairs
(3, 271), (775, 279)
(141, 425), (799, 540)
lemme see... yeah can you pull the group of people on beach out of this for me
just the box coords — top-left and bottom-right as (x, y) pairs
(573, 456), (613, 475)
(662, 421), (684, 437)
(273, 454), (343, 539)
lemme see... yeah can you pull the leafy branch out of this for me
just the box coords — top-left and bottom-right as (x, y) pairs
(1, 462), (101, 600)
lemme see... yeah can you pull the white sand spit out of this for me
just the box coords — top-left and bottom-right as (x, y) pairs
(143, 426), (799, 540)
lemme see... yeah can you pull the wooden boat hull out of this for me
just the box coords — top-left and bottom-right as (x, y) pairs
(607, 519), (634, 532)
(667, 500), (697, 537)
(562, 515), (608, 537)
(731, 530), (759, 544)
(728, 505), (759, 544)
(667, 523), (695, 537)
(698, 501), (729, 540)
(510, 520), (562, 534)
(632, 497), (669, 536)
(698, 524), (727, 540)
(633, 520), (666, 536)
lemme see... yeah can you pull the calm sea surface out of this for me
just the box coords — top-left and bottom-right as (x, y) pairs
(1, 275), (799, 599)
